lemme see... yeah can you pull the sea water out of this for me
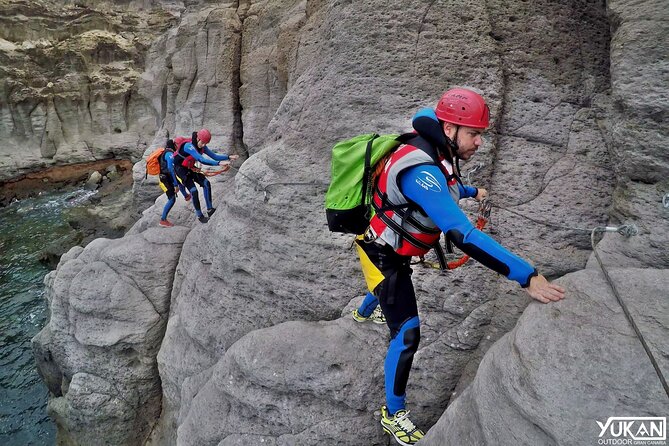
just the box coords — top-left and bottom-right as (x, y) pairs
(0, 188), (95, 445)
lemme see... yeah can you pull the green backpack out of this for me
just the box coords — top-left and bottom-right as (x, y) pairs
(325, 133), (402, 234)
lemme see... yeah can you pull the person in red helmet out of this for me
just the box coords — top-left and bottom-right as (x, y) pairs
(352, 88), (565, 445)
(171, 129), (239, 223)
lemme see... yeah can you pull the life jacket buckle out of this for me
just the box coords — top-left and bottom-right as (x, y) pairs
(363, 227), (377, 243)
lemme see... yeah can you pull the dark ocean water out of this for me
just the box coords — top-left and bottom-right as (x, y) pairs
(0, 189), (95, 445)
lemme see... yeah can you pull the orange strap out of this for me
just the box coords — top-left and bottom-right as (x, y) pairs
(193, 165), (230, 177)
(445, 217), (487, 269)
(418, 200), (492, 270)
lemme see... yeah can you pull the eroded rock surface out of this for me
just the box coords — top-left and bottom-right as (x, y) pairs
(32, 0), (668, 444)
(0, 0), (175, 182)
(33, 226), (189, 445)
(421, 268), (669, 445)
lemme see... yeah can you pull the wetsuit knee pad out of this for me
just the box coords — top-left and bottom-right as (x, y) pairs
(395, 316), (420, 355)
(385, 316), (421, 413)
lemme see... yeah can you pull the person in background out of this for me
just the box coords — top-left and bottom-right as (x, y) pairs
(172, 128), (239, 223)
(157, 139), (190, 227)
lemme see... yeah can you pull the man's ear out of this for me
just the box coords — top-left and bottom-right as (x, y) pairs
(442, 122), (456, 139)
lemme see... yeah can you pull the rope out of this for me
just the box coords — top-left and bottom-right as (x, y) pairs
(465, 162), (485, 184)
(591, 227), (669, 399)
(490, 200), (666, 398)
(193, 166), (229, 177)
(491, 202), (594, 233)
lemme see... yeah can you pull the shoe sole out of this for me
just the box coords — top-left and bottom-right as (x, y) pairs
(381, 426), (414, 446)
(353, 317), (386, 324)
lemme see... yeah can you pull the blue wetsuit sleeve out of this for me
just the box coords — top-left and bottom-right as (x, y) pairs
(203, 146), (229, 161)
(184, 143), (219, 166)
(458, 183), (478, 199)
(400, 165), (537, 287)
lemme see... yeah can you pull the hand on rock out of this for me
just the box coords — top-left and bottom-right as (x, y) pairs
(526, 274), (565, 304)
(475, 187), (488, 201)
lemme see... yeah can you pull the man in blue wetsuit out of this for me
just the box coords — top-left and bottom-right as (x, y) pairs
(354, 88), (565, 445)
(172, 128), (239, 223)
(158, 139), (191, 227)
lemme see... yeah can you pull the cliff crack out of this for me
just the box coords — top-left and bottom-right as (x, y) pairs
(86, 84), (94, 125)
(82, 140), (98, 161)
(103, 260), (167, 320)
(186, 67), (198, 102)
(52, 99), (65, 137)
(124, 90), (131, 131)
(233, 10), (248, 157)
(413, 0), (436, 77)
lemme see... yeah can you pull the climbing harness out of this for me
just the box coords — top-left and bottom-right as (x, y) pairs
(491, 201), (668, 399)
(193, 166), (229, 177)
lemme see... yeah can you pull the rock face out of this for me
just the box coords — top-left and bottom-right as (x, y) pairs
(32, 0), (668, 445)
(33, 226), (190, 445)
(420, 268), (669, 446)
(0, 0), (175, 182)
(421, 0), (669, 442)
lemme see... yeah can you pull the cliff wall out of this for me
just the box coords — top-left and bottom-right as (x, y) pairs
(30, 0), (668, 445)
(0, 0), (176, 182)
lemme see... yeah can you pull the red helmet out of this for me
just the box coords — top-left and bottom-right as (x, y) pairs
(197, 128), (211, 144)
(435, 88), (490, 129)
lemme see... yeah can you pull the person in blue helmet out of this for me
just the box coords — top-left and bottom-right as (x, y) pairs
(158, 139), (191, 227)
(172, 128), (239, 223)
(354, 87), (565, 445)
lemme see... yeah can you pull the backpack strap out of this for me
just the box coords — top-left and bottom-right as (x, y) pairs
(396, 133), (439, 163)
(360, 134), (380, 219)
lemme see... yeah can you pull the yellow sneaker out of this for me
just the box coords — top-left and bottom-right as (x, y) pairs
(380, 405), (425, 445)
(351, 307), (386, 324)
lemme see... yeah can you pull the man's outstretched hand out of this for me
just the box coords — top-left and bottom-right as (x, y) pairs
(526, 274), (565, 303)
(475, 187), (488, 201)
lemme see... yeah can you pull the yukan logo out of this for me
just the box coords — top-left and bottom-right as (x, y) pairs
(415, 171), (442, 192)
(596, 417), (667, 445)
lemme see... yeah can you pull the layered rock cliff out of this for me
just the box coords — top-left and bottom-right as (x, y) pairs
(28, 0), (669, 445)
(0, 0), (175, 182)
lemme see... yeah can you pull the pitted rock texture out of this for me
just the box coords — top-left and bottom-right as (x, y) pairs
(420, 268), (669, 445)
(34, 0), (669, 445)
(153, 0), (619, 444)
(33, 226), (189, 445)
